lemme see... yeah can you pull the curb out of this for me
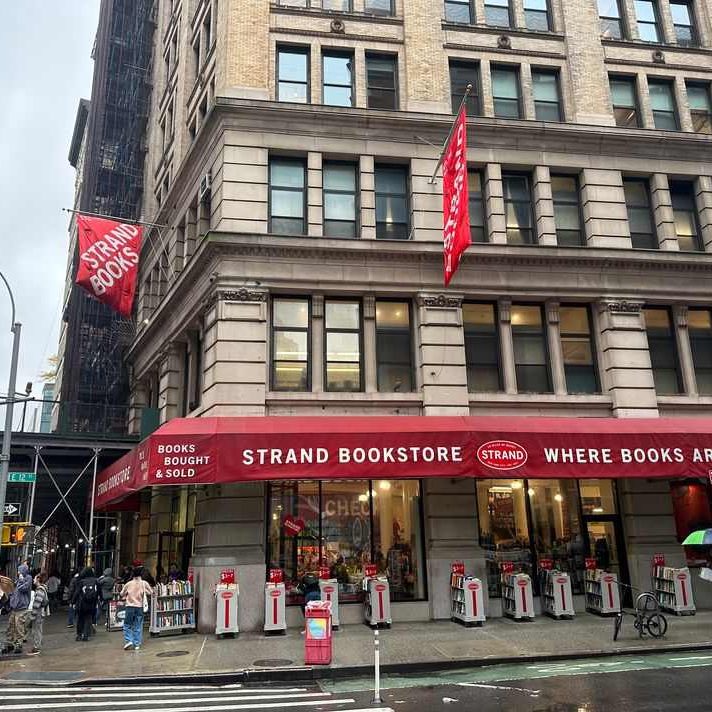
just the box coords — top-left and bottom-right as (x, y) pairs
(48, 639), (712, 687)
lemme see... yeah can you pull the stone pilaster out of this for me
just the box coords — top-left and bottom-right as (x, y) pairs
(484, 163), (507, 244)
(673, 305), (697, 396)
(580, 169), (632, 248)
(650, 174), (678, 251)
(656, 0), (677, 44)
(201, 287), (268, 416)
(546, 301), (567, 395)
(360, 155), (376, 240)
(511, 0), (526, 29)
(158, 342), (184, 424)
(128, 380), (148, 436)
(311, 295), (324, 392)
(144, 488), (174, 575)
(307, 152), (323, 238)
(596, 300), (659, 418)
(363, 295), (378, 393)
(520, 64), (536, 121)
(674, 76), (694, 133)
(533, 166), (557, 246)
(479, 59), (494, 118)
(417, 293), (469, 415)
(498, 299), (517, 394)
(694, 175), (712, 252)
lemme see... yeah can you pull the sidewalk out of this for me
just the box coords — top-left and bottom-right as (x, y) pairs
(1, 608), (712, 684)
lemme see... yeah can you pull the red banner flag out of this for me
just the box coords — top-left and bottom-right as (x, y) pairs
(75, 215), (142, 318)
(442, 107), (471, 286)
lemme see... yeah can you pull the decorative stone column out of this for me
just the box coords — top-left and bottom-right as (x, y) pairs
(200, 287), (268, 417)
(360, 156), (376, 240)
(580, 169), (631, 248)
(650, 174), (678, 251)
(595, 300), (659, 418)
(546, 301), (567, 395)
(533, 166), (557, 246)
(498, 299), (517, 394)
(416, 293), (469, 415)
(311, 295), (324, 392)
(694, 176), (712, 252)
(673, 305), (697, 396)
(158, 342), (184, 424)
(363, 295), (377, 393)
(307, 152), (323, 237)
(484, 164), (507, 244)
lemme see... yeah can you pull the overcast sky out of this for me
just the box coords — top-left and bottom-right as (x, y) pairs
(0, 3), (99, 428)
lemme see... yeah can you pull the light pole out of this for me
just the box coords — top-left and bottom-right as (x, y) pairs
(0, 271), (21, 534)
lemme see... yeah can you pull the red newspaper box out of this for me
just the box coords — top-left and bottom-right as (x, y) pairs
(304, 600), (332, 665)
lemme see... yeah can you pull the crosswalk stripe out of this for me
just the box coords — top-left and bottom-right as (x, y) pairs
(0, 691), (332, 710)
(0, 685), (247, 693)
(0, 688), (310, 700)
(22, 700), (357, 712)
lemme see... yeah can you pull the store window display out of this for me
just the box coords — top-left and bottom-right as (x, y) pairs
(267, 479), (425, 605)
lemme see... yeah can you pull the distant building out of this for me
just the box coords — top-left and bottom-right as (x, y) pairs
(39, 383), (55, 434)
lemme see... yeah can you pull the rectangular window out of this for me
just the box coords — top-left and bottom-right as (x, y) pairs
(552, 175), (583, 246)
(469, 170), (486, 243)
(375, 165), (408, 239)
(648, 79), (678, 130)
(670, 181), (702, 251)
(477, 479), (531, 597)
(322, 51), (354, 107)
(689, 309), (712, 395)
(610, 76), (639, 127)
(445, 0), (472, 23)
(269, 158), (306, 234)
(323, 0), (352, 9)
(463, 303), (501, 392)
(366, 53), (398, 110)
(634, 0), (661, 42)
(364, 0), (394, 15)
(532, 69), (562, 121)
(686, 82), (712, 134)
(503, 174), (534, 244)
(323, 162), (358, 238)
(449, 60), (480, 116)
(524, 0), (550, 31)
(376, 301), (413, 392)
(267, 480), (426, 606)
(512, 305), (552, 393)
(560, 306), (598, 394)
(670, 1), (697, 46)
(644, 307), (681, 394)
(492, 65), (521, 119)
(278, 46), (309, 104)
(324, 300), (362, 392)
(484, 0), (511, 27)
(272, 297), (310, 391)
(598, 0), (624, 39)
(623, 178), (657, 248)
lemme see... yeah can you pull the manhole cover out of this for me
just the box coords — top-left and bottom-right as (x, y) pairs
(156, 650), (191, 658)
(252, 659), (293, 667)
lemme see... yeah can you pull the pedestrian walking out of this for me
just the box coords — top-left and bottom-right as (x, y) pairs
(1, 564), (32, 655)
(46, 571), (60, 612)
(66, 570), (79, 627)
(97, 568), (115, 624)
(73, 567), (99, 642)
(119, 566), (152, 651)
(25, 572), (50, 655)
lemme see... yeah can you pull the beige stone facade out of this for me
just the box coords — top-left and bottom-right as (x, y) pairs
(126, 0), (712, 630)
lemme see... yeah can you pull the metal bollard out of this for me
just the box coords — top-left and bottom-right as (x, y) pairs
(372, 628), (382, 704)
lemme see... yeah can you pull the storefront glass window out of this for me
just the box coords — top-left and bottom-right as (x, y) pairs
(528, 479), (585, 594)
(579, 479), (617, 515)
(267, 480), (425, 605)
(477, 479), (532, 597)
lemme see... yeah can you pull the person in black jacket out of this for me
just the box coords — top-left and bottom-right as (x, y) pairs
(73, 567), (98, 642)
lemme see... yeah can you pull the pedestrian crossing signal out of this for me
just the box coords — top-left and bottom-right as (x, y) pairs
(0, 522), (31, 547)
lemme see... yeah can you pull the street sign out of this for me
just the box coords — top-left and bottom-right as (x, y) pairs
(8, 472), (35, 483)
(3, 503), (20, 518)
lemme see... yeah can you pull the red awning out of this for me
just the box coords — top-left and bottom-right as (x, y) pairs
(94, 415), (712, 510)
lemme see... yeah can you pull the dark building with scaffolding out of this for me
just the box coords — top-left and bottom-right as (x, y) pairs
(57, 0), (156, 435)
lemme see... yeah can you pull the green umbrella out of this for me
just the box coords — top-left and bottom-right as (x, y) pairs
(682, 529), (712, 546)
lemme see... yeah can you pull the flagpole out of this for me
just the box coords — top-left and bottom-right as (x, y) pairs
(62, 207), (168, 228)
(428, 84), (472, 185)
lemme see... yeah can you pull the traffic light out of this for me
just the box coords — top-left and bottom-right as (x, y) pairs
(0, 523), (32, 547)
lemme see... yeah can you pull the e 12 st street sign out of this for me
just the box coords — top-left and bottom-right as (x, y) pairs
(8, 472), (35, 484)
(3, 503), (20, 518)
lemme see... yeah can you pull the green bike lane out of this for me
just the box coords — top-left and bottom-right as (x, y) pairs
(322, 651), (712, 694)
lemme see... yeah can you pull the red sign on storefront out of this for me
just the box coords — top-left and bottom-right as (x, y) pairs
(364, 564), (377, 578)
(269, 569), (284, 584)
(282, 515), (305, 536)
(451, 561), (465, 575)
(653, 553), (666, 567)
(501, 561), (515, 575)
(220, 568), (235, 585)
(539, 559), (553, 571)
(585, 558), (597, 571)
(318, 566), (330, 580)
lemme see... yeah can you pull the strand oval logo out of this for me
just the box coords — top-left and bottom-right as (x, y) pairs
(477, 440), (528, 471)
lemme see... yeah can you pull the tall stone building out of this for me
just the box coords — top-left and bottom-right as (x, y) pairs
(113, 0), (712, 630)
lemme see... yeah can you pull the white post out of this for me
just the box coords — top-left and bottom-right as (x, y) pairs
(372, 628), (382, 704)
(86, 447), (100, 567)
(24, 446), (39, 563)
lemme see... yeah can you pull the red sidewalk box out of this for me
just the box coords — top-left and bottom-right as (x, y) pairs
(304, 601), (332, 666)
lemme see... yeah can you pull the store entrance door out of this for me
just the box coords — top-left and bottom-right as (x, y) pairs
(584, 517), (630, 603)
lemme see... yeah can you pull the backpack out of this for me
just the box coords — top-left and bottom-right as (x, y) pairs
(79, 579), (98, 610)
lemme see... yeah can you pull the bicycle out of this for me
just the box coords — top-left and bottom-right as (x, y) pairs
(613, 590), (667, 641)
